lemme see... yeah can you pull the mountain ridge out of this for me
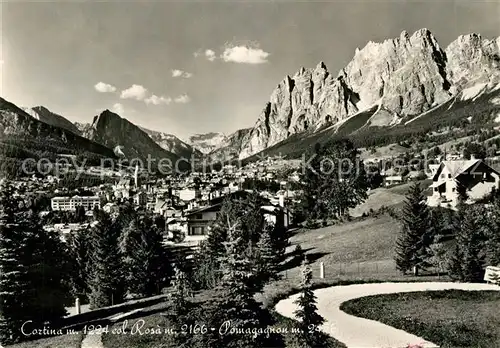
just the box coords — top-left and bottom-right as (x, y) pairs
(83, 110), (186, 169)
(22, 106), (81, 135)
(232, 29), (500, 160)
(140, 127), (203, 158)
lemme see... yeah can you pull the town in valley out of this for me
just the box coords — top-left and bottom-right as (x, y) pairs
(1, 1), (500, 348)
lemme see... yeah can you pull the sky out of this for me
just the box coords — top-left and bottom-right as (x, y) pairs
(1, 0), (499, 141)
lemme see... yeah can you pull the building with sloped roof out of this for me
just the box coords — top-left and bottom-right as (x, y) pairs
(427, 156), (500, 207)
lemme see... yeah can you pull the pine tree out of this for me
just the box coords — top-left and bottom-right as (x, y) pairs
(0, 186), (70, 344)
(395, 183), (433, 274)
(168, 266), (198, 348)
(293, 260), (325, 348)
(201, 217), (275, 348)
(299, 139), (368, 222)
(269, 212), (289, 262)
(74, 205), (86, 223)
(121, 216), (171, 297)
(171, 266), (193, 313)
(447, 205), (489, 282)
(28, 227), (71, 322)
(456, 183), (468, 206)
(88, 209), (125, 309)
(0, 191), (33, 344)
(193, 193), (268, 290)
(67, 230), (92, 302)
(485, 199), (500, 267)
(255, 224), (281, 290)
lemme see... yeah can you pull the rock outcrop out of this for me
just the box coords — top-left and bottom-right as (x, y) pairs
(140, 127), (202, 158)
(208, 128), (252, 162)
(188, 132), (227, 154)
(445, 33), (500, 89)
(238, 29), (500, 159)
(22, 106), (81, 135)
(84, 110), (182, 165)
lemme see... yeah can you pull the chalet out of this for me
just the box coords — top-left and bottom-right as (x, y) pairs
(183, 190), (289, 238)
(427, 157), (500, 207)
(184, 204), (220, 236)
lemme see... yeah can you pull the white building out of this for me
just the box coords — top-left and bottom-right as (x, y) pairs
(427, 158), (500, 208)
(51, 195), (101, 211)
(178, 188), (200, 202)
(385, 175), (403, 186)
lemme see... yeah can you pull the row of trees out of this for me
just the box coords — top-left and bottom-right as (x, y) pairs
(0, 185), (71, 344)
(0, 183), (171, 344)
(395, 183), (500, 281)
(166, 191), (326, 347)
(68, 206), (171, 308)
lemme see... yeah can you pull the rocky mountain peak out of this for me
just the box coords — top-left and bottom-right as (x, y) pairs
(22, 105), (81, 135)
(32, 105), (50, 113)
(400, 30), (410, 42)
(445, 32), (500, 87)
(90, 109), (123, 130)
(315, 61), (328, 71)
(236, 29), (500, 160)
(84, 110), (182, 164)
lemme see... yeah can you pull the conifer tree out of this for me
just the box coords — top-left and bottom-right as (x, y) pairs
(255, 224), (281, 289)
(201, 217), (276, 348)
(74, 205), (86, 223)
(0, 190), (33, 344)
(0, 186), (70, 344)
(171, 266), (193, 312)
(121, 216), (171, 297)
(67, 230), (92, 301)
(29, 227), (71, 322)
(447, 205), (489, 282)
(395, 183), (433, 274)
(485, 199), (500, 267)
(299, 139), (368, 222)
(88, 209), (125, 309)
(168, 266), (198, 348)
(293, 260), (325, 348)
(193, 193), (267, 290)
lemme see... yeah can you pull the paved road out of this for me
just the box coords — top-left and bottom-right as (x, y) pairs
(275, 282), (500, 348)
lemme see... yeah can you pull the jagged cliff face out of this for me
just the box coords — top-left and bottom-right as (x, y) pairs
(188, 132), (227, 154)
(75, 122), (91, 135)
(208, 128), (252, 162)
(238, 29), (500, 159)
(445, 33), (500, 88)
(84, 110), (181, 164)
(342, 29), (451, 116)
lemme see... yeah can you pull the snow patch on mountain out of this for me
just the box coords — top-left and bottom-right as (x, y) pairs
(460, 83), (488, 101)
(114, 146), (126, 157)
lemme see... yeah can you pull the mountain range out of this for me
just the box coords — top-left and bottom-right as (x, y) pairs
(1, 28), (500, 176)
(232, 29), (500, 159)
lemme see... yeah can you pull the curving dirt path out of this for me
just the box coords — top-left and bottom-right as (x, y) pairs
(275, 282), (500, 348)
(80, 328), (104, 348)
